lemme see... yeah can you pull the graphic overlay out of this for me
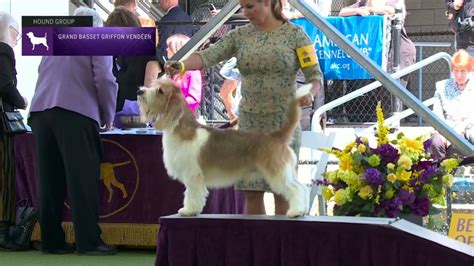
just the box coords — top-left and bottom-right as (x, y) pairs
(22, 16), (156, 56)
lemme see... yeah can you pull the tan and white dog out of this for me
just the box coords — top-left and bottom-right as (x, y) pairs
(138, 79), (310, 217)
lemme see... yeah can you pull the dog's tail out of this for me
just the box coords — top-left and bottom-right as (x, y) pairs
(270, 84), (312, 143)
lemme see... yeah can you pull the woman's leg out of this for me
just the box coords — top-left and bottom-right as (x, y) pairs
(274, 194), (289, 215)
(243, 191), (265, 214)
(30, 112), (68, 251)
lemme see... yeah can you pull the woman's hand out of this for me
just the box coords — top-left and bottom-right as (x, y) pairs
(357, 7), (371, 16)
(164, 60), (183, 76)
(299, 94), (314, 107)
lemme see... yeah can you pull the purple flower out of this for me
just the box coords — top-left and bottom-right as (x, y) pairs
(363, 168), (383, 186)
(418, 166), (438, 184)
(398, 189), (416, 205)
(423, 139), (433, 154)
(372, 144), (399, 164)
(410, 197), (430, 216)
(379, 197), (403, 218)
(411, 160), (432, 171)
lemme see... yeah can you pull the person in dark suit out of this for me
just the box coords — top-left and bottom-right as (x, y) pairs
(0, 11), (28, 251)
(157, 0), (193, 64)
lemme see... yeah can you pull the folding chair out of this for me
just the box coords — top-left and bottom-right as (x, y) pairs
(299, 130), (336, 216)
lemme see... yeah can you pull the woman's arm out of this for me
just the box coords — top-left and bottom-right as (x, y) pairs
(144, 60), (161, 87)
(0, 54), (26, 109)
(339, 6), (370, 17)
(164, 53), (204, 76)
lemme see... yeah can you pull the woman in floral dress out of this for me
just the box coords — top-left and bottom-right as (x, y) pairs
(165, 0), (322, 215)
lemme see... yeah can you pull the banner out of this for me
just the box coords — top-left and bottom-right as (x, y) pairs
(291, 16), (387, 80)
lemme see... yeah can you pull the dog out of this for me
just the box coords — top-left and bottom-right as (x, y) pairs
(100, 161), (130, 203)
(137, 79), (311, 217)
(26, 32), (49, 50)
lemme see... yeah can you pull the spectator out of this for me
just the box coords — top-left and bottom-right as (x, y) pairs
(431, 49), (474, 159)
(114, 0), (159, 46)
(446, 0), (474, 53)
(157, 0), (193, 64)
(164, 0), (323, 215)
(166, 34), (202, 114)
(0, 11), (29, 251)
(339, 0), (416, 89)
(28, 7), (118, 255)
(105, 7), (161, 112)
(219, 57), (241, 121)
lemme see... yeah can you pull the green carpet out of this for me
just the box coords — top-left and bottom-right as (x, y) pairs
(0, 249), (156, 266)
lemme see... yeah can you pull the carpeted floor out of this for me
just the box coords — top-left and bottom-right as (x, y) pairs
(0, 249), (156, 266)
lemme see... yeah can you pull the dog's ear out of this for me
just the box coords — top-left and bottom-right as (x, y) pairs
(154, 89), (184, 131)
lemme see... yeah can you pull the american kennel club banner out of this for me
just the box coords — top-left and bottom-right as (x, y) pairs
(291, 15), (387, 80)
(21, 16), (155, 56)
(22, 27), (156, 56)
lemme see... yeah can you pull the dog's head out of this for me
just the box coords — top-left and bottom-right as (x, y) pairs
(137, 78), (185, 131)
(26, 32), (34, 39)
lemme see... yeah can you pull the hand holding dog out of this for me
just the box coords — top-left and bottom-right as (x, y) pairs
(164, 60), (182, 76)
(299, 93), (313, 107)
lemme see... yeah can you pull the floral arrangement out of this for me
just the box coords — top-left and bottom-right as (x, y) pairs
(320, 102), (460, 218)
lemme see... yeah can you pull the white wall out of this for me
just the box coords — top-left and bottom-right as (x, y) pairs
(9, 0), (69, 117)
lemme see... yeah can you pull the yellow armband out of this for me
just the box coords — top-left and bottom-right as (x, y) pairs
(296, 45), (317, 68)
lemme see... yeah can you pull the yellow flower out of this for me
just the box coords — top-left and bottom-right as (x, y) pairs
(339, 170), (364, 189)
(326, 171), (340, 184)
(399, 137), (424, 158)
(358, 185), (374, 200)
(360, 136), (369, 144)
(397, 155), (412, 170)
(385, 188), (395, 199)
(339, 153), (353, 171)
(357, 144), (367, 153)
(442, 174), (453, 187)
(398, 170), (412, 182)
(376, 102), (390, 145)
(368, 154), (381, 167)
(441, 158), (460, 173)
(387, 163), (395, 171)
(343, 142), (356, 153)
(334, 188), (351, 206)
(322, 186), (334, 201)
(387, 173), (397, 183)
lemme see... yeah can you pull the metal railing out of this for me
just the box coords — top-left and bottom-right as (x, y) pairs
(413, 41), (452, 125)
(312, 52), (452, 132)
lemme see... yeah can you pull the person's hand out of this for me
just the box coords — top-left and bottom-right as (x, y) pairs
(454, 0), (464, 10)
(100, 123), (113, 132)
(299, 94), (314, 107)
(211, 8), (220, 16)
(357, 7), (371, 16)
(164, 60), (183, 76)
(20, 96), (28, 110)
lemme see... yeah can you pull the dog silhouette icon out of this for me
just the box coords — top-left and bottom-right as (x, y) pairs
(26, 32), (49, 50)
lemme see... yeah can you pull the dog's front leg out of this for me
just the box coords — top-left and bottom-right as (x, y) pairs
(178, 176), (208, 216)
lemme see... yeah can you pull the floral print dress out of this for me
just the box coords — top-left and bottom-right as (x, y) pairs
(196, 22), (322, 191)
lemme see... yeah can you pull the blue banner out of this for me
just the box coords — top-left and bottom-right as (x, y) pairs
(291, 16), (386, 80)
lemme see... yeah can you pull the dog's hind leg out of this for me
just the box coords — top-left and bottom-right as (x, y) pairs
(263, 164), (307, 218)
(178, 175), (208, 216)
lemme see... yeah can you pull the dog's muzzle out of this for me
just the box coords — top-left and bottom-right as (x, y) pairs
(137, 89), (145, 96)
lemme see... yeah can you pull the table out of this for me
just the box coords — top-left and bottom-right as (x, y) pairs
(14, 131), (244, 246)
(156, 214), (474, 266)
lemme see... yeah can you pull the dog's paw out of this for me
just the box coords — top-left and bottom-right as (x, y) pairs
(286, 208), (306, 218)
(178, 207), (199, 216)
